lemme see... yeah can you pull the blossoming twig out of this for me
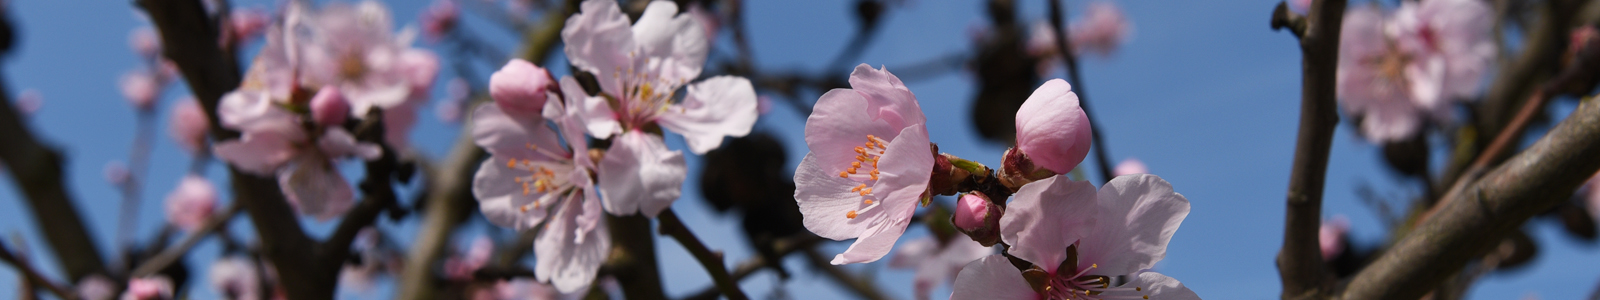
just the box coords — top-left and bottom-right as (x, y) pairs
(1046, 0), (1114, 182)
(682, 234), (823, 300)
(658, 208), (750, 300)
(1269, 0), (1346, 298)
(130, 203), (243, 277)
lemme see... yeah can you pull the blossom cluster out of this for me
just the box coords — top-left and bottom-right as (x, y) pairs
(468, 0), (757, 294)
(792, 64), (1197, 298)
(1336, 0), (1494, 142)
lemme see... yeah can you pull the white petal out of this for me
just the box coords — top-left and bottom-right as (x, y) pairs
(1079, 174), (1191, 276)
(949, 255), (1038, 300)
(829, 209), (912, 264)
(278, 156), (355, 221)
(534, 195), (611, 294)
(471, 159), (549, 231)
(562, 0), (635, 95)
(597, 131), (686, 217)
(631, 0), (708, 84)
(1001, 175), (1097, 272)
(657, 76), (758, 154)
(1122, 271), (1200, 300)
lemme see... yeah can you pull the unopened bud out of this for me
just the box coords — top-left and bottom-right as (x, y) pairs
(998, 147), (1055, 192)
(953, 191), (1002, 247)
(310, 86), (350, 126)
(489, 59), (555, 117)
(1014, 79), (1092, 174)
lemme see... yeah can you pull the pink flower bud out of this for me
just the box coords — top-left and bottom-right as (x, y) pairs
(952, 191), (1002, 246)
(489, 59), (554, 117)
(120, 71), (161, 110)
(169, 97), (210, 154)
(1014, 79), (1091, 174)
(15, 89), (41, 115)
(123, 276), (174, 300)
(129, 27), (161, 58)
(1319, 216), (1350, 261)
(312, 87), (350, 126)
(165, 175), (217, 232)
(1113, 157), (1147, 177)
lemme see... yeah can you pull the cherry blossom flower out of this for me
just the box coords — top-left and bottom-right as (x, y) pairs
(472, 75), (610, 293)
(210, 257), (262, 300)
(129, 27), (160, 59)
(77, 274), (116, 300)
(489, 59), (555, 117)
(1336, 0), (1494, 142)
(1068, 3), (1130, 57)
(795, 64), (933, 265)
(297, 1), (439, 126)
(169, 96), (210, 154)
(122, 276), (174, 300)
(951, 174), (1198, 300)
(562, 0), (758, 217)
(164, 175), (217, 232)
(1320, 216), (1350, 261)
(1014, 79), (1092, 175)
(1114, 157), (1147, 176)
(445, 236), (495, 280)
(120, 70), (162, 110)
(887, 236), (992, 300)
(213, 85), (381, 220)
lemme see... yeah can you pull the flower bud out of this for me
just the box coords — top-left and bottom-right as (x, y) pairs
(1319, 216), (1348, 261)
(1113, 157), (1147, 176)
(1014, 79), (1091, 174)
(928, 150), (975, 196)
(169, 97), (210, 154)
(311, 86), (350, 126)
(120, 71), (160, 110)
(489, 59), (555, 117)
(997, 147), (1055, 192)
(952, 191), (1003, 247)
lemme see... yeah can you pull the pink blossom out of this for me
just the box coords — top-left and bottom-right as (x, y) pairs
(224, 8), (270, 49)
(121, 276), (174, 300)
(951, 174), (1198, 300)
(887, 236), (992, 300)
(953, 193), (989, 232)
(795, 64), (932, 265)
(489, 59), (555, 117)
(491, 278), (567, 300)
(129, 27), (161, 58)
(104, 161), (130, 186)
(445, 236), (495, 280)
(1014, 79), (1092, 174)
(1336, 0), (1494, 142)
(311, 86), (351, 126)
(297, 1), (436, 119)
(164, 175), (217, 232)
(15, 88), (41, 115)
(120, 71), (161, 110)
(169, 97), (210, 154)
(422, 0), (460, 41)
(1068, 3), (1130, 57)
(209, 257), (262, 300)
(563, 0), (758, 217)
(1320, 215), (1350, 261)
(77, 274), (116, 300)
(1113, 157), (1147, 176)
(472, 76), (610, 293)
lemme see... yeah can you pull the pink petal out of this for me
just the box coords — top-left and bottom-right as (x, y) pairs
(490, 59), (554, 117)
(630, 0), (708, 84)
(597, 131), (686, 217)
(830, 211), (912, 264)
(318, 128), (383, 161)
(1015, 79), (1092, 174)
(534, 193), (611, 294)
(845, 64), (926, 130)
(802, 88), (914, 176)
(1001, 175), (1097, 272)
(1122, 271), (1200, 300)
(949, 255), (1037, 300)
(278, 156), (355, 221)
(562, 0), (635, 96)
(1114, 157), (1148, 176)
(1079, 174), (1190, 276)
(164, 175), (218, 232)
(471, 104), (565, 161)
(213, 131), (299, 176)
(472, 159), (555, 230)
(168, 97), (210, 154)
(794, 124), (929, 242)
(657, 76), (758, 154)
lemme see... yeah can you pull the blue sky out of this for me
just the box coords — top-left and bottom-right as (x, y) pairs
(0, 0), (1595, 299)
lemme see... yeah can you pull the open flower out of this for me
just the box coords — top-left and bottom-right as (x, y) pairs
(122, 276), (174, 300)
(164, 175), (217, 232)
(951, 174), (1198, 300)
(472, 75), (610, 293)
(294, 1), (439, 147)
(1336, 0), (1493, 142)
(888, 236), (992, 300)
(562, 0), (757, 217)
(169, 97), (210, 154)
(795, 64), (933, 265)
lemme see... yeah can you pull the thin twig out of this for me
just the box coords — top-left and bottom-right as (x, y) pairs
(682, 234), (823, 300)
(1340, 94), (1600, 300)
(657, 208), (749, 300)
(800, 247), (894, 300)
(115, 110), (158, 272)
(1046, 0), (1114, 182)
(131, 203), (243, 277)
(1269, 0), (1346, 299)
(0, 240), (76, 300)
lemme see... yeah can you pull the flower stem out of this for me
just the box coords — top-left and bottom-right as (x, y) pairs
(658, 208), (749, 300)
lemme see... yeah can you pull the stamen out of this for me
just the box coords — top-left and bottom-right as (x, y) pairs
(846, 211), (858, 219)
(859, 188), (872, 196)
(839, 171), (850, 178)
(863, 199), (873, 205)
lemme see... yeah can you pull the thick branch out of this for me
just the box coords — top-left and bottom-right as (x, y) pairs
(0, 76), (106, 283)
(1046, 0), (1114, 182)
(1271, 0), (1345, 299)
(657, 209), (749, 300)
(1340, 96), (1600, 300)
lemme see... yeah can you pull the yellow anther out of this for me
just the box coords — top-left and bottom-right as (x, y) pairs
(859, 188), (872, 196)
(520, 205), (530, 212)
(851, 161), (861, 168)
(506, 159), (517, 168)
(847, 167), (857, 174)
(1143, 296), (1149, 299)
(846, 211), (858, 219)
(863, 199), (873, 205)
(839, 171), (850, 178)
(1136, 287), (1143, 291)
(851, 184), (865, 192)
(870, 173), (879, 181)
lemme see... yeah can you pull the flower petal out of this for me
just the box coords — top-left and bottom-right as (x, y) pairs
(471, 104), (565, 160)
(845, 64), (926, 130)
(472, 159), (550, 231)
(829, 211), (911, 265)
(597, 131), (686, 217)
(803, 88), (911, 176)
(278, 156), (355, 221)
(319, 128), (383, 160)
(949, 255), (1038, 300)
(534, 194), (611, 294)
(1079, 174), (1191, 276)
(1122, 271), (1200, 300)
(213, 131), (299, 176)
(657, 76), (757, 154)
(562, 0), (635, 96)
(631, 0), (708, 84)
(794, 152), (878, 240)
(1001, 174), (1097, 272)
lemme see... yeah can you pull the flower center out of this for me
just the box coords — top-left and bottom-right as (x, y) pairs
(840, 134), (890, 219)
(1364, 41), (1414, 101)
(1022, 245), (1151, 300)
(504, 143), (576, 212)
(610, 55), (688, 129)
(340, 51), (368, 81)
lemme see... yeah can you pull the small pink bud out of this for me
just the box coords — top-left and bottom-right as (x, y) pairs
(489, 59), (554, 116)
(120, 71), (161, 110)
(129, 27), (161, 58)
(1319, 216), (1350, 261)
(1014, 79), (1091, 174)
(311, 87), (350, 126)
(951, 191), (1002, 246)
(1113, 157), (1147, 177)
(165, 176), (217, 232)
(15, 89), (41, 115)
(123, 276), (174, 300)
(169, 97), (210, 154)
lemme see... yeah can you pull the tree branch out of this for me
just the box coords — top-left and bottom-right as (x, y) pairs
(657, 208), (748, 300)
(1340, 96), (1600, 300)
(130, 203), (242, 277)
(681, 234), (822, 300)
(800, 247), (894, 300)
(1270, 0), (1345, 299)
(0, 72), (107, 283)
(1046, 0), (1114, 182)
(0, 240), (75, 300)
